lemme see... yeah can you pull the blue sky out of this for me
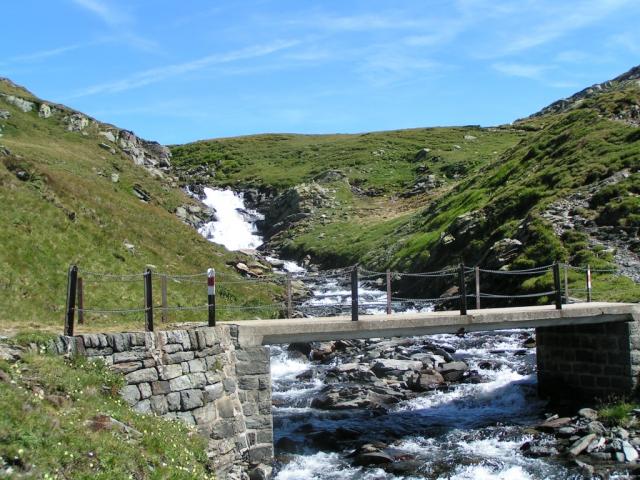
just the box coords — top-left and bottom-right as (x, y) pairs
(1, 0), (639, 144)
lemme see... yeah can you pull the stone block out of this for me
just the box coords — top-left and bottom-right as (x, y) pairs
(114, 351), (147, 363)
(211, 419), (237, 440)
(182, 362), (190, 374)
(175, 411), (195, 425)
(143, 359), (157, 368)
(203, 328), (217, 347)
(256, 430), (273, 444)
(205, 372), (222, 384)
(134, 399), (151, 414)
(111, 361), (142, 374)
(236, 361), (269, 376)
(258, 376), (270, 390)
(165, 351), (195, 364)
(85, 347), (112, 356)
(217, 397), (236, 418)
(120, 384), (140, 405)
(151, 380), (171, 395)
(126, 368), (158, 384)
(138, 383), (152, 399)
(181, 389), (204, 410)
(204, 383), (224, 402)
(245, 415), (271, 430)
(235, 348), (269, 364)
(188, 359), (205, 373)
(150, 395), (169, 415)
(223, 378), (237, 393)
(188, 372), (207, 389)
(163, 343), (183, 354)
(238, 376), (259, 390)
(129, 332), (146, 346)
(205, 355), (223, 370)
(159, 364), (183, 380)
(258, 400), (271, 415)
(193, 404), (217, 426)
(167, 392), (181, 411)
(247, 444), (273, 464)
(169, 375), (192, 392)
(242, 402), (257, 416)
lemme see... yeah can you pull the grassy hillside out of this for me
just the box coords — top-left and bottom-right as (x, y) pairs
(0, 335), (214, 478)
(0, 79), (281, 331)
(171, 70), (640, 304)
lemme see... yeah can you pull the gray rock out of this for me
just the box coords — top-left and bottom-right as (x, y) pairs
(217, 397), (236, 418)
(150, 395), (168, 415)
(133, 399), (151, 414)
(578, 408), (599, 421)
(38, 103), (52, 118)
(623, 441), (638, 462)
(125, 368), (158, 384)
(66, 113), (89, 131)
(371, 359), (423, 375)
(205, 383), (224, 402)
(568, 433), (596, 457)
(169, 375), (192, 392)
(99, 130), (116, 143)
(120, 384), (141, 405)
(2, 95), (34, 112)
(0, 110), (10, 119)
(138, 383), (152, 399)
(167, 392), (181, 411)
(249, 464), (273, 480)
(181, 389), (204, 410)
(159, 364), (183, 380)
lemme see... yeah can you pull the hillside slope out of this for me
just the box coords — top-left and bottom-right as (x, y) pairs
(171, 66), (640, 304)
(0, 79), (279, 330)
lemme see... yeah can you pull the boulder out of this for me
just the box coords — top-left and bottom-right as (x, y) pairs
(38, 103), (52, 118)
(0, 110), (10, 119)
(568, 433), (597, 457)
(66, 113), (90, 131)
(371, 359), (423, 376)
(1, 94), (34, 112)
(438, 361), (468, 381)
(407, 371), (445, 391)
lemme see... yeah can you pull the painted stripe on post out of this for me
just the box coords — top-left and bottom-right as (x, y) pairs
(207, 268), (216, 295)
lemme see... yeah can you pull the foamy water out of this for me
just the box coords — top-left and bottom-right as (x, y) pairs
(198, 188), (264, 250)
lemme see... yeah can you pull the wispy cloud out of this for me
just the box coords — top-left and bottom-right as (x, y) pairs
(495, 0), (632, 55)
(71, 0), (129, 26)
(493, 62), (550, 79)
(69, 40), (299, 98)
(7, 43), (87, 63)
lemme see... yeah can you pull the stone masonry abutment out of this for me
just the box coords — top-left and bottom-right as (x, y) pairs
(51, 325), (272, 479)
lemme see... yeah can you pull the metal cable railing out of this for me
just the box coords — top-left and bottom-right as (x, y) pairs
(61, 262), (637, 336)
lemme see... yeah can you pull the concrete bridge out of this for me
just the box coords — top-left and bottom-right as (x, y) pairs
(52, 302), (640, 478)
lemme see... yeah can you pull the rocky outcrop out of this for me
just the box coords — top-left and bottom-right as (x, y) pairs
(262, 182), (335, 237)
(527, 65), (640, 119)
(0, 94), (34, 112)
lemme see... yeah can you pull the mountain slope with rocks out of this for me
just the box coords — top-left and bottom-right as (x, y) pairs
(172, 65), (640, 304)
(0, 78), (279, 328)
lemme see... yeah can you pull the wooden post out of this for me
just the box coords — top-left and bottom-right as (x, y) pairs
(144, 269), (154, 332)
(207, 268), (216, 327)
(77, 277), (84, 325)
(161, 274), (168, 323)
(553, 263), (562, 310)
(386, 269), (392, 315)
(586, 264), (592, 303)
(474, 266), (481, 310)
(351, 266), (359, 322)
(563, 263), (569, 304)
(64, 265), (78, 336)
(286, 273), (293, 319)
(459, 264), (467, 316)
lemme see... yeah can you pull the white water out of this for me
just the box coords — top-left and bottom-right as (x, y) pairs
(198, 188), (264, 251)
(194, 188), (574, 480)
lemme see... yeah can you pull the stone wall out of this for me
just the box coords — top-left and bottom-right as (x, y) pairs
(50, 325), (272, 479)
(536, 321), (640, 402)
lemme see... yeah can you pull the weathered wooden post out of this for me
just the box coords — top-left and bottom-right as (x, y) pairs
(386, 269), (392, 315)
(64, 265), (78, 336)
(586, 264), (592, 303)
(563, 263), (569, 304)
(161, 274), (168, 323)
(77, 276), (84, 325)
(351, 266), (359, 322)
(474, 266), (481, 310)
(459, 263), (467, 315)
(286, 273), (293, 318)
(208, 268), (216, 327)
(144, 269), (154, 332)
(553, 263), (562, 310)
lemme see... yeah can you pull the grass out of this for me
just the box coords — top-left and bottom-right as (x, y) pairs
(598, 401), (639, 427)
(0, 351), (214, 478)
(0, 79), (283, 331)
(171, 83), (640, 304)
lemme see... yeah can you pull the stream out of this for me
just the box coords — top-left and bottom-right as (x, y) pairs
(194, 187), (589, 480)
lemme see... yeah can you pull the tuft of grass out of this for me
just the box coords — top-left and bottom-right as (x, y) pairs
(0, 351), (214, 478)
(598, 401), (638, 427)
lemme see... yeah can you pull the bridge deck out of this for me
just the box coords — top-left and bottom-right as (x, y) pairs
(228, 302), (640, 345)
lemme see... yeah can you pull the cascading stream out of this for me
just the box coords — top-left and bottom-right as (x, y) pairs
(194, 188), (584, 480)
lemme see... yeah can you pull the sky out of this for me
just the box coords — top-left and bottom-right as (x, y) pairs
(1, 0), (639, 144)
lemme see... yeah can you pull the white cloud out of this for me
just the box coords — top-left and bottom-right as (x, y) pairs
(492, 62), (550, 79)
(8, 43), (86, 63)
(71, 0), (130, 26)
(69, 40), (299, 98)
